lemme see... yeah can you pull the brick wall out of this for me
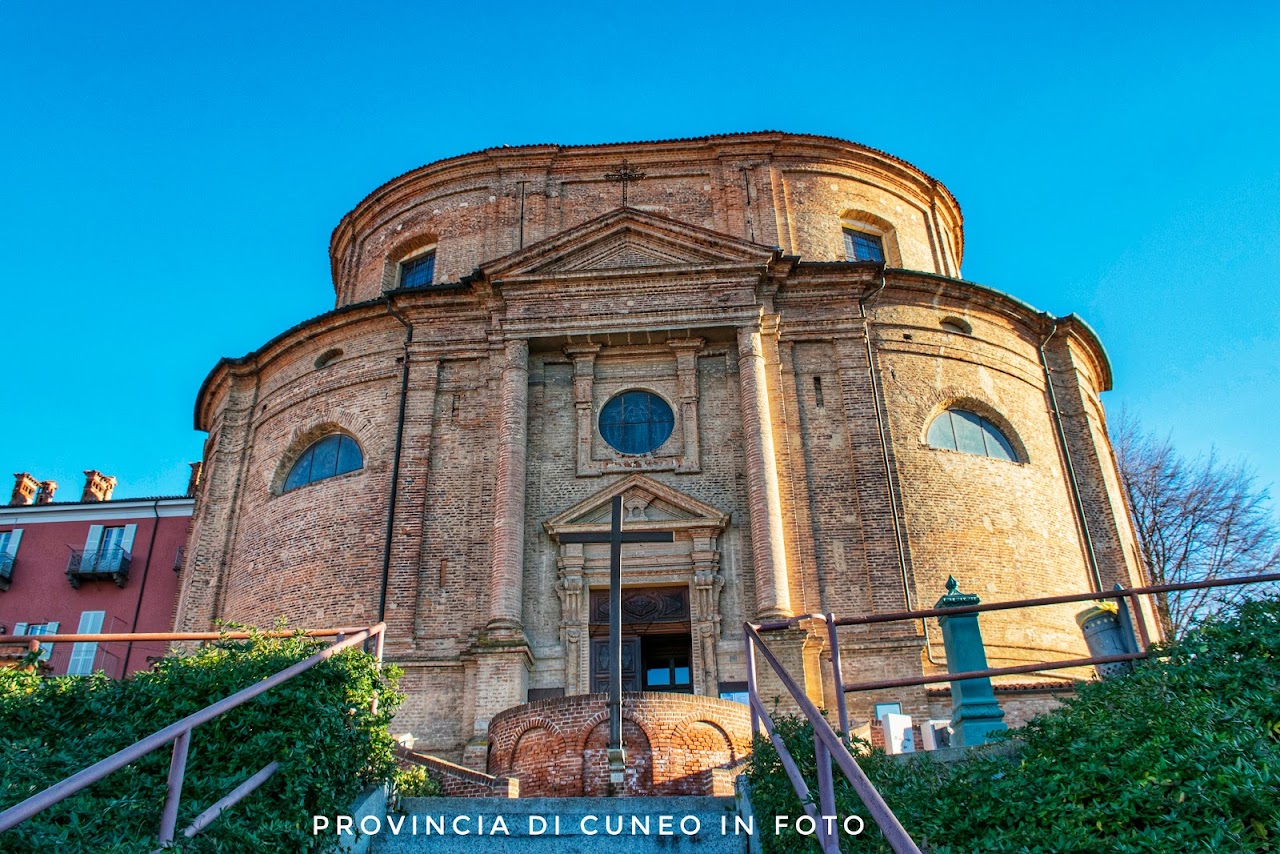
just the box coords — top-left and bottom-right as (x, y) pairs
(329, 133), (964, 306)
(486, 692), (752, 797)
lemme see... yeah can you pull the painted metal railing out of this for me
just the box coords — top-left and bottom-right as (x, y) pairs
(0, 623), (386, 850)
(745, 572), (1280, 853)
(745, 621), (922, 854)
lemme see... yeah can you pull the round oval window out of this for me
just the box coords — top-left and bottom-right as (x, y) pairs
(599, 391), (675, 455)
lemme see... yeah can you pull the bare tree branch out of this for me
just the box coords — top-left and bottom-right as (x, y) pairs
(1114, 410), (1280, 637)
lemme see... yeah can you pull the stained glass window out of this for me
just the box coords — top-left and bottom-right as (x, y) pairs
(599, 391), (675, 455)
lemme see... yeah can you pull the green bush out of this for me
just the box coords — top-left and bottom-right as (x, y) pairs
(0, 627), (403, 853)
(392, 764), (441, 799)
(747, 597), (1280, 853)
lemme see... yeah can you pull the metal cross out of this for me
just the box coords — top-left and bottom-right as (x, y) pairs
(558, 494), (673, 794)
(604, 159), (646, 207)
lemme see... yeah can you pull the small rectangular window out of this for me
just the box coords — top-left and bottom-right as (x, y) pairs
(843, 228), (885, 263)
(400, 251), (436, 288)
(19, 621), (60, 661)
(813, 376), (825, 408)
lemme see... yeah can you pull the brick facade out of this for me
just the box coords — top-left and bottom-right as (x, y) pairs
(174, 132), (1147, 765)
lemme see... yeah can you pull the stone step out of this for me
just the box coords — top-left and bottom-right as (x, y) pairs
(369, 796), (747, 854)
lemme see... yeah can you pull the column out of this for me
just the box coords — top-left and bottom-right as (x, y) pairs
(486, 338), (529, 633)
(737, 324), (792, 620)
(690, 527), (724, 695)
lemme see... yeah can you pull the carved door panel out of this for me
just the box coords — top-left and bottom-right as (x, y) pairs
(590, 637), (641, 693)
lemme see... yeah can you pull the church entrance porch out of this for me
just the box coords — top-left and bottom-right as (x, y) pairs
(486, 692), (752, 797)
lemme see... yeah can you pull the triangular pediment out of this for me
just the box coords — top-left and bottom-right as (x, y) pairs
(544, 474), (729, 538)
(482, 207), (778, 282)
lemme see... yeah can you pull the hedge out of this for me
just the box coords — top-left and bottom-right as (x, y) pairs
(0, 628), (403, 853)
(747, 597), (1280, 853)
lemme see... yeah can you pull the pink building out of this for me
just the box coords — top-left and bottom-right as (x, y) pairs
(0, 471), (194, 676)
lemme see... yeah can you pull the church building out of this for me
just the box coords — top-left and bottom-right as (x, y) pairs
(174, 132), (1147, 792)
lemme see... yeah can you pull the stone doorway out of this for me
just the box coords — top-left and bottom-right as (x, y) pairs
(545, 474), (730, 698)
(588, 585), (693, 694)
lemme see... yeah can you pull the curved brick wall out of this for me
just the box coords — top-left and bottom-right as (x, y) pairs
(486, 693), (752, 797)
(328, 131), (965, 306)
(175, 132), (1149, 761)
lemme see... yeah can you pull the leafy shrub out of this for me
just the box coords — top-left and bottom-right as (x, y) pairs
(0, 627), (403, 853)
(747, 597), (1280, 853)
(392, 764), (441, 799)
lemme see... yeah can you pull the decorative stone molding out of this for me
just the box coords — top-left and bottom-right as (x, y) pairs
(566, 337), (705, 477)
(545, 474), (729, 696)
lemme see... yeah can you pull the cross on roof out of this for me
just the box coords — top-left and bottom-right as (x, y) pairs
(604, 159), (646, 207)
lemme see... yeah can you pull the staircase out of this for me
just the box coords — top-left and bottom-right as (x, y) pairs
(371, 796), (746, 854)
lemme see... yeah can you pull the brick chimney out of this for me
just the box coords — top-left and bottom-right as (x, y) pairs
(187, 461), (204, 497)
(10, 473), (38, 506)
(81, 470), (117, 503)
(37, 480), (57, 504)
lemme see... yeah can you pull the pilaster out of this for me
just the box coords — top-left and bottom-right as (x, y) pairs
(737, 324), (792, 620)
(486, 338), (530, 635)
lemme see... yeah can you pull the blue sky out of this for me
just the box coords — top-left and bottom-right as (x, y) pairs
(1, 2), (1277, 506)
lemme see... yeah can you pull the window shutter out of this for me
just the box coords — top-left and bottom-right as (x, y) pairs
(77, 611), (105, 633)
(14, 623), (27, 635)
(83, 525), (104, 553)
(4, 529), (20, 557)
(68, 612), (105, 675)
(121, 525), (138, 555)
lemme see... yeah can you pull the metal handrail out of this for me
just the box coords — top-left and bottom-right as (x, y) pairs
(746, 621), (921, 854)
(0, 622), (386, 849)
(744, 572), (1280, 851)
(0, 626), (374, 646)
(755, 572), (1280, 633)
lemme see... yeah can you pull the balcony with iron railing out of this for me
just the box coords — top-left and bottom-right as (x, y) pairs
(66, 546), (131, 588)
(0, 553), (13, 591)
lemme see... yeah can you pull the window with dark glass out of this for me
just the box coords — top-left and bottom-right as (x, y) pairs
(642, 637), (692, 693)
(599, 390), (675, 455)
(926, 409), (1017, 462)
(283, 434), (363, 492)
(843, 228), (885, 263)
(399, 251), (435, 288)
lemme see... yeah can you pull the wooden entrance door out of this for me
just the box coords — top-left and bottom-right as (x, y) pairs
(590, 637), (640, 693)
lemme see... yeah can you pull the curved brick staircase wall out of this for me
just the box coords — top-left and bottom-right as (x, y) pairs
(486, 693), (752, 797)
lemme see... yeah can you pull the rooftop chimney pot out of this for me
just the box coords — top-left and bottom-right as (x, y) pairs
(36, 481), (57, 504)
(187, 461), (203, 497)
(10, 473), (38, 506)
(82, 470), (117, 503)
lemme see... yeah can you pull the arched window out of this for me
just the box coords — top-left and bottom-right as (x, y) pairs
(283, 434), (363, 492)
(926, 409), (1017, 462)
(599, 391), (675, 455)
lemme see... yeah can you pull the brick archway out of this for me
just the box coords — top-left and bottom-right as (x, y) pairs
(486, 692), (752, 796)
